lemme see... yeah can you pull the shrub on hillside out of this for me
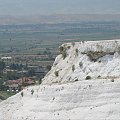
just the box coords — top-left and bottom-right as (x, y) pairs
(79, 62), (83, 68)
(85, 76), (92, 80)
(54, 71), (59, 77)
(46, 65), (51, 71)
(39, 79), (42, 84)
(97, 75), (101, 78)
(111, 79), (114, 82)
(21, 92), (24, 97)
(61, 51), (67, 59)
(72, 65), (75, 72)
(59, 46), (67, 59)
(117, 47), (120, 55)
(75, 78), (78, 82)
(75, 48), (79, 56)
(59, 46), (64, 53)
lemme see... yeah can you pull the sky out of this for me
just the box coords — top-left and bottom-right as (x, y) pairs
(0, 0), (120, 15)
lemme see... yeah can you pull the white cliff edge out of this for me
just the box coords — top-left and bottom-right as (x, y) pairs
(0, 40), (120, 120)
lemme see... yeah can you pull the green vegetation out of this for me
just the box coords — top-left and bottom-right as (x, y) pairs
(59, 46), (67, 59)
(61, 51), (67, 59)
(75, 78), (78, 82)
(4, 71), (18, 80)
(9, 63), (23, 70)
(111, 79), (114, 82)
(46, 65), (52, 71)
(39, 79), (42, 84)
(75, 48), (79, 56)
(85, 76), (92, 80)
(54, 71), (59, 77)
(21, 92), (24, 97)
(117, 47), (120, 55)
(0, 91), (15, 100)
(97, 75), (101, 78)
(79, 62), (83, 68)
(0, 61), (5, 71)
(31, 89), (34, 95)
(72, 65), (75, 72)
(0, 61), (5, 76)
(59, 46), (64, 53)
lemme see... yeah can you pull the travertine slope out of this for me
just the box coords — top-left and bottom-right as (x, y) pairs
(0, 40), (120, 120)
(42, 40), (120, 84)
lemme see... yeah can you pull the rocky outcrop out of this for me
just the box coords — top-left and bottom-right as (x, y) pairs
(42, 40), (120, 84)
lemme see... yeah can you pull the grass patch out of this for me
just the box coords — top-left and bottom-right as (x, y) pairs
(0, 91), (15, 100)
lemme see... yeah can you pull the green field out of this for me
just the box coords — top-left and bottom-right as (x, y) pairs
(0, 22), (120, 55)
(0, 91), (15, 100)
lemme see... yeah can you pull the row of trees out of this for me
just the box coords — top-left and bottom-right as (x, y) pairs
(0, 61), (5, 76)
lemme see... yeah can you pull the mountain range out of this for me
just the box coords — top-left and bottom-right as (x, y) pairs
(1, 14), (120, 25)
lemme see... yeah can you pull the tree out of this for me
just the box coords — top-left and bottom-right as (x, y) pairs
(54, 71), (59, 77)
(0, 61), (5, 77)
(10, 63), (23, 70)
(21, 92), (24, 97)
(75, 49), (79, 56)
(72, 65), (75, 72)
(46, 65), (51, 71)
(4, 71), (18, 80)
(86, 76), (92, 80)
(39, 78), (42, 84)
(27, 69), (35, 77)
(0, 78), (7, 91)
(31, 89), (34, 95)
(0, 61), (5, 71)
(0, 79), (3, 90)
(61, 51), (67, 59)
(59, 46), (67, 59)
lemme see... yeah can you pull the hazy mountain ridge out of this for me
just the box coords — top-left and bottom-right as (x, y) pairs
(1, 14), (120, 24)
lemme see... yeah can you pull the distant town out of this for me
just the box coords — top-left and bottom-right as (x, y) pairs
(0, 53), (56, 99)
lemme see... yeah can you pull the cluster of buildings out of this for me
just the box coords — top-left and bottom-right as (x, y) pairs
(4, 77), (35, 92)
(0, 55), (54, 92)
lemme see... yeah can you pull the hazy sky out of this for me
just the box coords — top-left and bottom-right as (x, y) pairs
(0, 0), (120, 15)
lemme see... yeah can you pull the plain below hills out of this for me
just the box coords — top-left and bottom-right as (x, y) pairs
(1, 14), (120, 24)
